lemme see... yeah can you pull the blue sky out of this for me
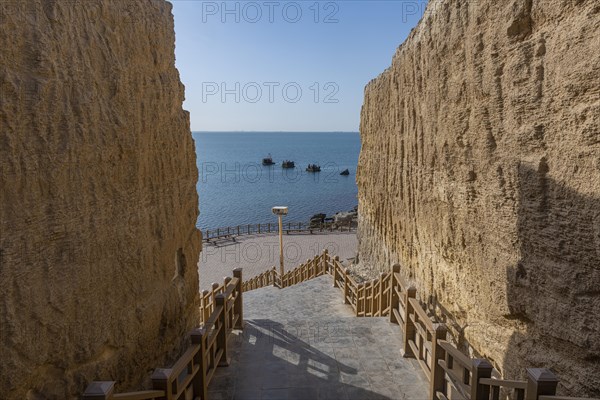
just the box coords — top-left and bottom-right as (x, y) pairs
(171, 1), (427, 131)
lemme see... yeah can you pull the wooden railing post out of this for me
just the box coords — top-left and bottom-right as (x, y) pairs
(526, 368), (558, 400)
(215, 294), (230, 366)
(237, 225), (240, 235)
(471, 359), (493, 400)
(429, 323), (447, 400)
(403, 286), (417, 357)
(303, 259), (309, 281)
(378, 272), (385, 316)
(152, 369), (174, 400)
(258, 224), (261, 234)
(200, 290), (208, 322)
(233, 268), (244, 329)
(271, 267), (278, 287)
(343, 266), (350, 305)
(304, 259), (309, 280)
(365, 279), (377, 317)
(390, 264), (400, 324)
(82, 381), (115, 400)
(191, 328), (208, 400)
(332, 258), (339, 288)
(321, 249), (328, 274)
(358, 284), (364, 316)
(211, 282), (219, 303)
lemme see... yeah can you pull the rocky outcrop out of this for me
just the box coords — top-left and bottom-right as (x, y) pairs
(0, 1), (201, 398)
(357, 0), (599, 395)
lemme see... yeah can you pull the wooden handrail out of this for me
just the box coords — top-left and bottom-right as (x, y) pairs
(479, 377), (527, 389)
(408, 297), (435, 332)
(539, 397), (600, 400)
(84, 258), (598, 400)
(438, 340), (472, 370)
(438, 359), (471, 399)
(169, 344), (201, 380)
(394, 271), (409, 292)
(222, 277), (239, 297)
(84, 269), (244, 400)
(386, 265), (586, 400)
(112, 391), (165, 400)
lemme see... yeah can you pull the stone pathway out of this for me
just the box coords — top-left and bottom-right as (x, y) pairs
(208, 276), (429, 400)
(199, 232), (357, 291)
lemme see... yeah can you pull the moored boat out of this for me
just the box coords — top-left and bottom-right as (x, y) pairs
(262, 154), (275, 165)
(306, 164), (321, 172)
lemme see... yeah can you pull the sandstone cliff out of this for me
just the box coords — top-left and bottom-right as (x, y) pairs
(358, 0), (600, 395)
(0, 1), (201, 398)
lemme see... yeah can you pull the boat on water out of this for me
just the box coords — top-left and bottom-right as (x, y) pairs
(282, 160), (295, 168)
(340, 169), (350, 176)
(262, 154), (275, 165)
(306, 164), (321, 172)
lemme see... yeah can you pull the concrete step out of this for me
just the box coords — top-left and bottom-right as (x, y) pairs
(213, 275), (429, 400)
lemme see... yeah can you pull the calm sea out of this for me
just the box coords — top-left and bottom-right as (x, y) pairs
(193, 132), (360, 230)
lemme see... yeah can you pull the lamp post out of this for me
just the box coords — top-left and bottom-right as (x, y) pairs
(272, 206), (288, 277)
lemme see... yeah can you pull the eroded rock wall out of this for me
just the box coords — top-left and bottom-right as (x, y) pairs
(358, 0), (600, 395)
(0, 1), (201, 398)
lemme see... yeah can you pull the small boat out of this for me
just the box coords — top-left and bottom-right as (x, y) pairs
(340, 169), (350, 176)
(306, 164), (321, 172)
(282, 160), (295, 169)
(262, 154), (275, 165)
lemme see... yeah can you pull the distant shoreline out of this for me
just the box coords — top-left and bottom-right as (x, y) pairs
(193, 131), (359, 134)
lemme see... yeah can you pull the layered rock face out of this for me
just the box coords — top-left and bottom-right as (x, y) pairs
(0, 1), (201, 398)
(358, 0), (599, 395)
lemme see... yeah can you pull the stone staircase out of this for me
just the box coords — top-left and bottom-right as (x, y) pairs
(84, 254), (598, 400)
(208, 276), (429, 400)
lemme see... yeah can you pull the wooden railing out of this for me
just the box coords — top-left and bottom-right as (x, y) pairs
(239, 254), (600, 400)
(83, 269), (244, 400)
(277, 252), (330, 288)
(329, 254), (390, 316)
(242, 267), (277, 292)
(203, 221), (355, 242)
(239, 251), (391, 319)
(387, 264), (600, 400)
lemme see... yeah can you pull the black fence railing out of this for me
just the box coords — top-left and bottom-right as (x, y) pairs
(203, 221), (355, 242)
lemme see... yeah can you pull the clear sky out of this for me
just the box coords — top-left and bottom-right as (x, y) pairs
(171, 1), (427, 132)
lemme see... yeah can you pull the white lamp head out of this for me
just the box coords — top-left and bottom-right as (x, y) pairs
(272, 206), (289, 216)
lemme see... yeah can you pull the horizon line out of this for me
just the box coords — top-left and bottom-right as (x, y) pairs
(192, 130), (360, 133)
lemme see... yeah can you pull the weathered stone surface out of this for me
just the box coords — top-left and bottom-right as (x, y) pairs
(0, 1), (201, 398)
(357, 0), (599, 395)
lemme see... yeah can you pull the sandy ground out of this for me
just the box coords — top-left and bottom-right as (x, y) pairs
(198, 232), (357, 290)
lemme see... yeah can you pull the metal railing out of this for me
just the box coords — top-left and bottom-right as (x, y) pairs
(202, 221), (355, 242)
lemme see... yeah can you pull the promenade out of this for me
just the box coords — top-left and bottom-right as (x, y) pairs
(199, 232), (357, 290)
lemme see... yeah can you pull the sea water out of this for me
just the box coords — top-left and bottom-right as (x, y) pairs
(194, 131), (360, 230)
